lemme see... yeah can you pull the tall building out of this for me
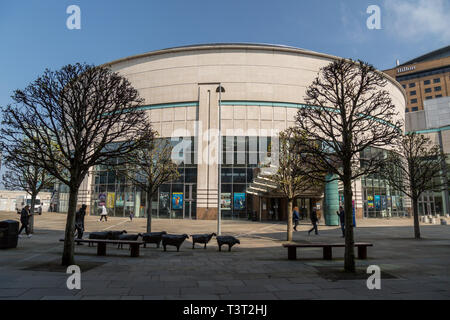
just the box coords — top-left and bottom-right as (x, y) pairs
(384, 46), (450, 113)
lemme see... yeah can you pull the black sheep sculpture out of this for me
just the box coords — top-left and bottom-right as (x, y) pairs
(161, 234), (189, 252)
(142, 231), (167, 248)
(89, 231), (111, 240)
(216, 236), (240, 252)
(88, 230), (127, 246)
(191, 233), (216, 249)
(108, 230), (127, 240)
(88, 231), (111, 247)
(117, 233), (142, 249)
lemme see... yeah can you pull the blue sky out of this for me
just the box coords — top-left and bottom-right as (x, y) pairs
(0, 0), (449, 111)
(0, 0), (449, 185)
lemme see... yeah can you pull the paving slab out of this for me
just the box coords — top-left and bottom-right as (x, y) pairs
(0, 211), (449, 300)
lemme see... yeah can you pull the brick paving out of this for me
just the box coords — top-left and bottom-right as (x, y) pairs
(0, 211), (449, 300)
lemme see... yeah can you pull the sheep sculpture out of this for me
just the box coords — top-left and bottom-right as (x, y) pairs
(88, 230), (127, 246)
(191, 233), (217, 249)
(161, 234), (189, 252)
(117, 233), (142, 249)
(216, 236), (240, 252)
(89, 231), (111, 240)
(88, 231), (111, 246)
(142, 231), (167, 248)
(108, 230), (127, 240)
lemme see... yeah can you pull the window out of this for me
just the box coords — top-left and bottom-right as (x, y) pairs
(410, 90), (416, 96)
(402, 84), (406, 89)
(426, 96), (433, 100)
(425, 88), (432, 93)
(409, 83), (416, 88)
(436, 95), (443, 98)
(424, 80), (431, 85)
(396, 66), (450, 82)
(405, 108), (409, 113)
(433, 78), (441, 83)
(412, 107), (419, 112)
(434, 86), (442, 92)
(410, 98), (418, 104)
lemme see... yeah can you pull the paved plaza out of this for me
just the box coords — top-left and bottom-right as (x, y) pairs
(0, 211), (449, 300)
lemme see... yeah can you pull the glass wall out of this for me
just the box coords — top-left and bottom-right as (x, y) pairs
(417, 173), (447, 216)
(220, 136), (271, 220)
(360, 147), (406, 218)
(90, 137), (197, 219)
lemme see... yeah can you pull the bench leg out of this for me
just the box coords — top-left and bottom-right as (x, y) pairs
(130, 244), (140, 257)
(97, 243), (106, 256)
(287, 247), (297, 260)
(323, 246), (332, 260)
(358, 246), (368, 259)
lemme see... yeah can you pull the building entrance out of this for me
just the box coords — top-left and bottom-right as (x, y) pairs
(184, 184), (197, 219)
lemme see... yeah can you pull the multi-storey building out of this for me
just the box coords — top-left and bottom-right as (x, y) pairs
(384, 46), (450, 113)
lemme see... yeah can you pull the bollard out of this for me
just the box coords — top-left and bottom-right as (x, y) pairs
(432, 218), (437, 225)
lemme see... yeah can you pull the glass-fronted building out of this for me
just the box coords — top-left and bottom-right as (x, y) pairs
(75, 43), (406, 222)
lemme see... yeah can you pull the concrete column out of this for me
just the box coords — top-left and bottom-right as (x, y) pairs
(324, 173), (339, 226)
(196, 84), (219, 220)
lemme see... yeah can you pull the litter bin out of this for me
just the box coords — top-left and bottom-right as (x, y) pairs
(0, 220), (19, 249)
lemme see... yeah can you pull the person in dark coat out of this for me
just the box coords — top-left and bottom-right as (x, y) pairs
(337, 206), (345, 237)
(293, 206), (300, 231)
(75, 204), (87, 243)
(18, 205), (32, 238)
(308, 208), (319, 235)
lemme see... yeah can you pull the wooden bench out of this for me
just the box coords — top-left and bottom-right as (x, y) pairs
(59, 239), (145, 257)
(283, 243), (373, 260)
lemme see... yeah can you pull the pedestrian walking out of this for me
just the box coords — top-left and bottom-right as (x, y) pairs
(99, 205), (108, 222)
(308, 207), (319, 235)
(18, 205), (32, 238)
(129, 211), (134, 221)
(337, 206), (345, 237)
(293, 206), (300, 231)
(75, 204), (87, 243)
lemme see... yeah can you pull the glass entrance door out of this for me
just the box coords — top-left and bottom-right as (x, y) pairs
(184, 184), (197, 219)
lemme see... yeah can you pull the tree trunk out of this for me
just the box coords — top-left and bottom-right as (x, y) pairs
(343, 175), (355, 273)
(146, 191), (153, 233)
(412, 197), (421, 239)
(29, 192), (37, 234)
(287, 198), (293, 241)
(61, 186), (78, 266)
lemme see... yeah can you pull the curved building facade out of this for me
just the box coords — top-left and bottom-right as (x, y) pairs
(84, 44), (406, 222)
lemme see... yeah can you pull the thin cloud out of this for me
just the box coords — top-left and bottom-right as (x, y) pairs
(339, 2), (368, 43)
(383, 0), (450, 42)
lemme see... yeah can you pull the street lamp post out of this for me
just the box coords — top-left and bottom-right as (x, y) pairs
(217, 84), (223, 235)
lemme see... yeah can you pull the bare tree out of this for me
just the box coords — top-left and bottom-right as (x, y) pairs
(119, 138), (179, 233)
(293, 59), (402, 272)
(270, 128), (324, 241)
(381, 132), (446, 239)
(1, 63), (153, 265)
(2, 156), (55, 233)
